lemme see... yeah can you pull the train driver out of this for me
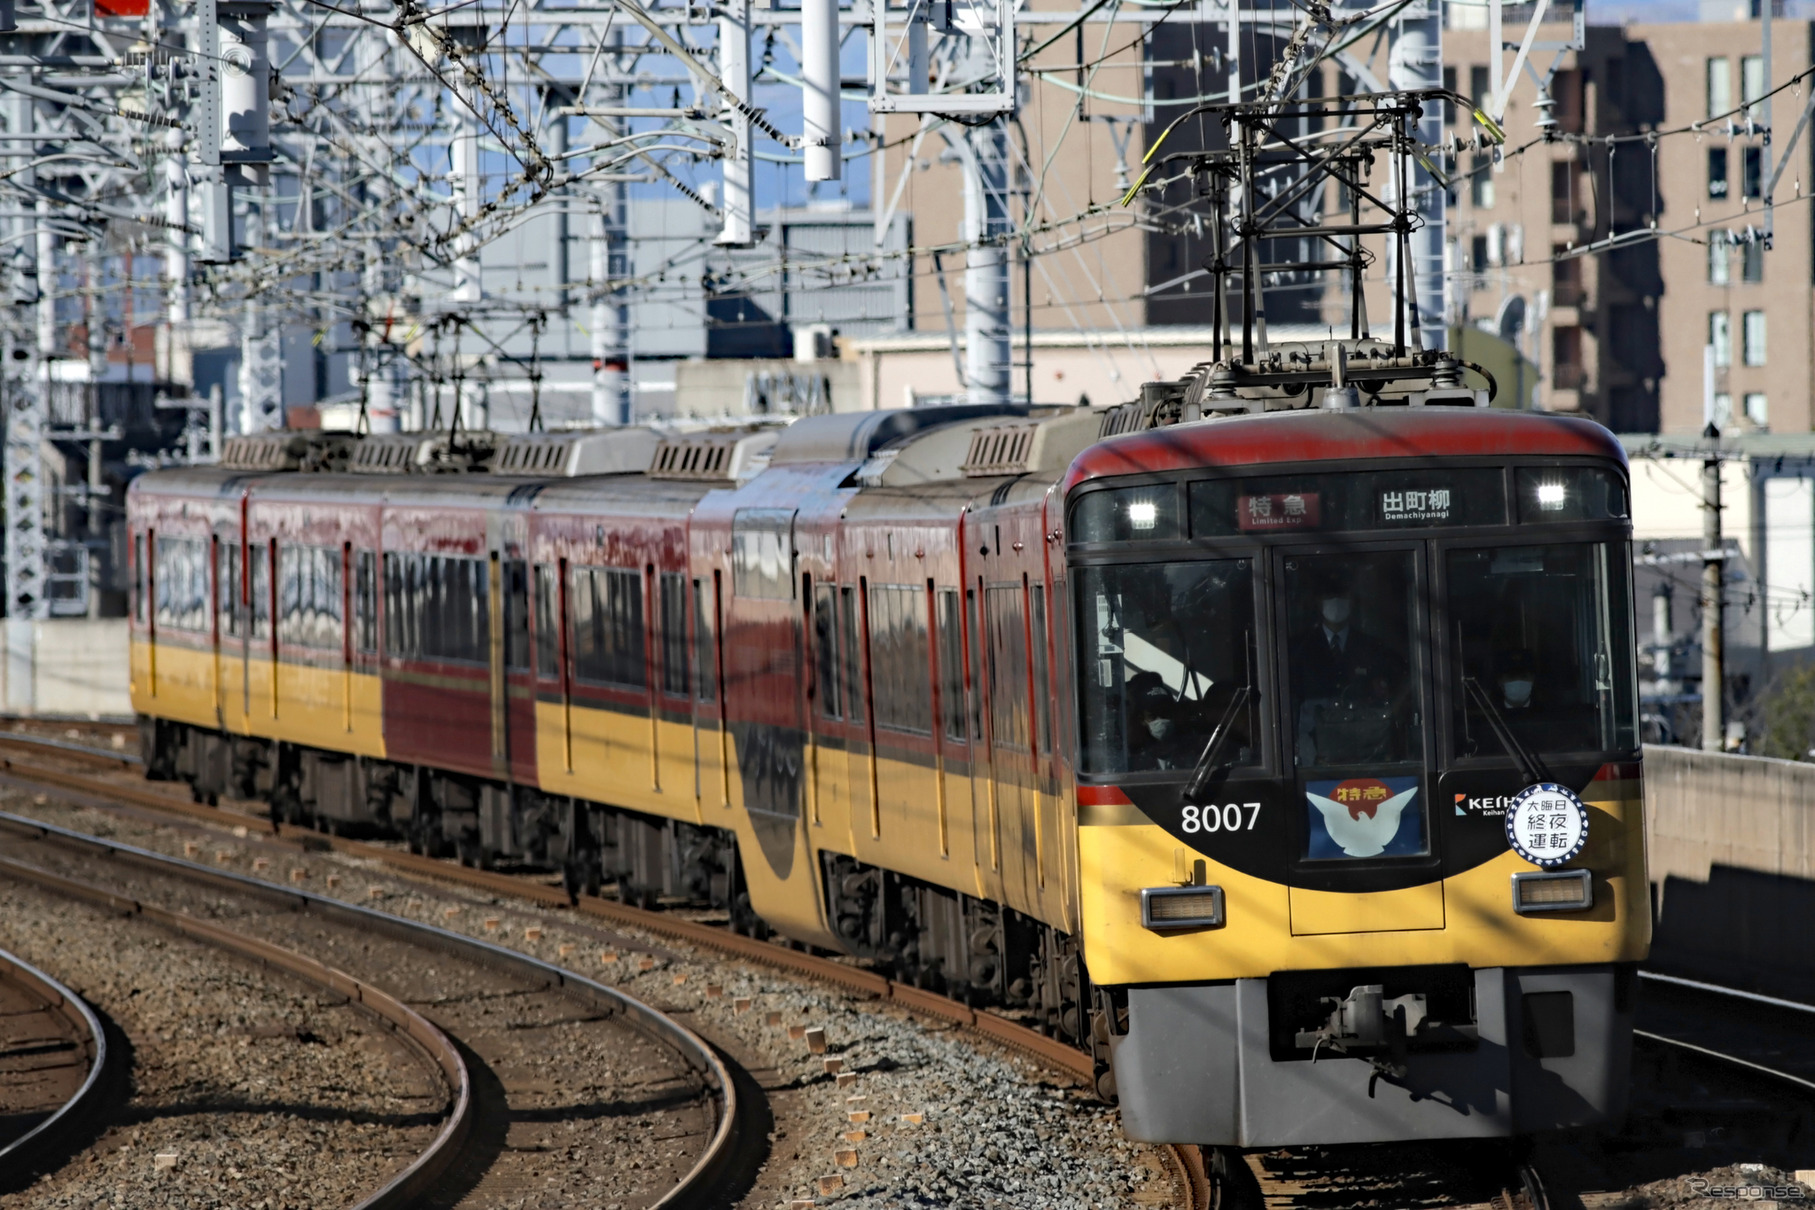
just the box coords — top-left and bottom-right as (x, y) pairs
(1497, 649), (1538, 711)
(1290, 584), (1402, 766)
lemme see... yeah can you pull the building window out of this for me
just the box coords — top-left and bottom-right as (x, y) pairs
(1710, 311), (1732, 367)
(1443, 66), (1456, 125)
(1743, 145), (1763, 199)
(1743, 54), (1765, 119)
(1552, 326), (1584, 389)
(1471, 234), (1490, 278)
(1471, 154), (1495, 209)
(1743, 238), (1764, 282)
(1550, 161), (1578, 225)
(1708, 57), (1732, 118)
(1709, 235), (1731, 284)
(1713, 393), (1733, 428)
(1743, 309), (1767, 365)
(1553, 252), (1582, 307)
(1470, 65), (1491, 112)
(1708, 147), (1729, 199)
(1745, 392), (1769, 426)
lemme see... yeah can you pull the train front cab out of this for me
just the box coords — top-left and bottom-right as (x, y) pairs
(1067, 418), (1649, 1146)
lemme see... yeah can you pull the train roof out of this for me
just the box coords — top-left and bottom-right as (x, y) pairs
(1062, 408), (1628, 493)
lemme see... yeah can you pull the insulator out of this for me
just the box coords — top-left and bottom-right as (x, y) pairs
(219, 2), (276, 172)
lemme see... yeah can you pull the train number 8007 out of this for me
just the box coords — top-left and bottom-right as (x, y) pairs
(1181, 803), (1262, 834)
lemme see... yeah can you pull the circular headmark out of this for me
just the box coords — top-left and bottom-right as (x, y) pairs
(1504, 783), (1588, 868)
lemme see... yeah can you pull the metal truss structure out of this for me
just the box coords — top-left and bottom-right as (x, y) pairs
(0, 0), (1513, 617)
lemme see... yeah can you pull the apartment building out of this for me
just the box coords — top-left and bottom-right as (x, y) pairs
(1445, 15), (1812, 434)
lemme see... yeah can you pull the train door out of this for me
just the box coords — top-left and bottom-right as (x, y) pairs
(723, 508), (808, 877)
(500, 552), (537, 782)
(841, 579), (875, 851)
(341, 542), (354, 733)
(1274, 543), (1444, 935)
(351, 547), (380, 738)
(655, 566), (697, 805)
(691, 571), (728, 809)
(213, 530), (243, 731)
(210, 534), (225, 729)
(985, 580), (1034, 913)
(1027, 578), (1059, 910)
(967, 575), (1001, 903)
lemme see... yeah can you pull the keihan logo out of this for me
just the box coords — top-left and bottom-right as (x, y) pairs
(1305, 777), (1419, 857)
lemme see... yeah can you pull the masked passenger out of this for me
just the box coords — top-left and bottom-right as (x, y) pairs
(1128, 672), (1194, 771)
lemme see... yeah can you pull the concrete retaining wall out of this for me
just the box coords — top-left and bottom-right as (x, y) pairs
(2, 618), (132, 720)
(1643, 744), (1815, 992)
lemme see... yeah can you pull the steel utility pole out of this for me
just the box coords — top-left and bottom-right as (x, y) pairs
(963, 120), (1012, 404)
(1388, 0), (1445, 349)
(1702, 436), (1726, 752)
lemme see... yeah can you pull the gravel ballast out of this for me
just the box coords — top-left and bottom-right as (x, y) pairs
(0, 877), (446, 1210)
(0, 790), (1179, 1208)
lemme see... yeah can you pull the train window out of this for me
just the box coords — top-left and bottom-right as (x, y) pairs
(986, 586), (1030, 753)
(250, 544), (271, 642)
(1076, 560), (1257, 776)
(153, 535), (208, 633)
(869, 584), (931, 734)
(504, 559), (531, 671)
(1190, 469), (1506, 537)
(216, 541), (240, 639)
(660, 572), (689, 696)
(1281, 551), (1427, 859)
(693, 577), (718, 703)
(1515, 467), (1627, 523)
(937, 588), (964, 742)
(1071, 485), (1183, 543)
(732, 508), (796, 600)
(277, 545), (344, 652)
(570, 565), (646, 687)
(813, 583), (841, 720)
(534, 565), (559, 678)
(1030, 585), (1052, 757)
(381, 552), (488, 664)
(839, 586), (864, 724)
(355, 551), (377, 654)
(132, 533), (145, 625)
(1448, 542), (1638, 760)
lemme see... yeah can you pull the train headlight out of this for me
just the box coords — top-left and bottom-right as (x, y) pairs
(1511, 869), (1593, 914)
(1141, 885), (1224, 931)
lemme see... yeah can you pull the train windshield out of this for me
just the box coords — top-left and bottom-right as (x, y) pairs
(1282, 550), (1429, 858)
(1449, 541), (1638, 759)
(1075, 559), (1259, 775)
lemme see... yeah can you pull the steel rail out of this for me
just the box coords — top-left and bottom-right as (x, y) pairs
(0, 730), (1202, 1209)
(0, 945), (107, 1170)
(0, 810), (751, 1210)
(0, 852), (474, 1210)
(1634, 970), (1815, 1097)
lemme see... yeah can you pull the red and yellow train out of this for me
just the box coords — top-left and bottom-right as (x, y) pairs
(129, 383), (1649, 1148)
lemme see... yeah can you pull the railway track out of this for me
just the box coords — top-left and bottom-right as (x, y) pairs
(20, 725), (1815, 1210)
(0, 802), (757, 1209)
(0, 856), (467, 1205)
(0, 724), (1267, 1208)
(0, 945), (108, 1183)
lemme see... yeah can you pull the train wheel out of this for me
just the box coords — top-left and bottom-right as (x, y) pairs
(1207, 1148), (1263, 1210)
